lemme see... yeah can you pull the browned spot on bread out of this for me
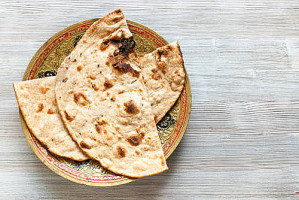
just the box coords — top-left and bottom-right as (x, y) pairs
(115, 126), (120, 132)
(111, 96), (116, 101)
(100, 39), (110, 51)
(151, 68), (158, 73)
(106, 134), (113, 140)
(80, 141), (91, 149)
(124, 100), (139, 114)
(118, 90), (125, 94)
(113, 16), (124, 23)
(82, 40), (87, 44)
(62, 77), (68, 82)
(104, 79), (113, 90)
(88, 74), (96, 80)
(40, 87), (49, 94)
(117, 146), (126, 158)
(162, 68), (167, 74)
(157, 49), (168, 57)
(157, 61), (166, 68)
(112, 62), (140, 77)
(152, 74), (161, 80)
(47, 108), (55, 114)
(64, 110), (74, 121)
(138, 88), (143, 92)
(166, 45), (173, 51)
(116, 104), (121, 108)
(115, 9), (121, 13)
(117, 136), (121, 140)
(154, 116), (158, 123)
(127, 132), (145, 146)
(160, 155), (166, 166)
(95, 124), (102, 133)
(77, 65), (82, 71)
(73, 92), (90, 106)
(92, 83), (99, 91)
(97, 120), (108, 126)
(36, 103), (44, 112)
(135, 150), (140, 155)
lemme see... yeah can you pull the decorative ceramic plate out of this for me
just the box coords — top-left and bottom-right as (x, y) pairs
(19, 19), (191, 186)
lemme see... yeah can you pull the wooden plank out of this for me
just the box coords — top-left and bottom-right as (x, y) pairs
(0, 0), (298, 199)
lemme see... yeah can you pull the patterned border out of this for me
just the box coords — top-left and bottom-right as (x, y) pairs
(20, 19), (191, 186)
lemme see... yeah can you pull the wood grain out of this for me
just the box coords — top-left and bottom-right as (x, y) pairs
(0, 0), (298, 199)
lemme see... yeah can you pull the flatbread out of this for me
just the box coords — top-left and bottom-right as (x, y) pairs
(138, 41), (185, 123)
(13, 77), (89, 161)
(55, 9), (168, 178)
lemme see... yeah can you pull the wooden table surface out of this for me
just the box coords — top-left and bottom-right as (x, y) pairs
(1, 1), (298, 199)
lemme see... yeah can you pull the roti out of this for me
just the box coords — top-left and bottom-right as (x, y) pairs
(55, 9), (168, 178)
(13, 77), (89, 161)
(138, 41), (185, 123)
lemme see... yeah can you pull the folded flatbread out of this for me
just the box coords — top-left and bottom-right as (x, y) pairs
(13, 77), (89, 161)
(138, 41), (185, 123)
(55, 9), (168, 178)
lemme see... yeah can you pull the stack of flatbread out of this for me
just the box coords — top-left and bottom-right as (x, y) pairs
(13, 9), (185, 178)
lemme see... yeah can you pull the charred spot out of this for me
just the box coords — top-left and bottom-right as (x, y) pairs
(104, 79), (113, 90)
(115, 9), (121, 13)
(47, 108), (55, 114)
(127, 132), (144, 146)
(113, 49), (119, 56)
(120, 37), (136, 52)
(36, 103), (44, 112)
(111, 96), (116, 101)
(62, 77), (68, 82)
(124, 100), (139, 114)
(100, 39), (110, 51)
(80, 141), (91, 149)
(64, 110), (74, 121)
(117, 146), (126, 158)
(77, 65), (82, 71)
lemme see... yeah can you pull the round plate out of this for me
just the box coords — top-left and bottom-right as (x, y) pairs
(20, 19), (191, 186)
